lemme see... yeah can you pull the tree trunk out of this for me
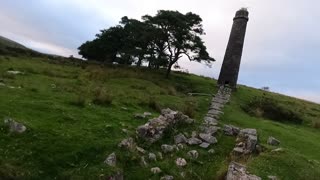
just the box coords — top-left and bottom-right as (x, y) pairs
(165, 63), (173, 78)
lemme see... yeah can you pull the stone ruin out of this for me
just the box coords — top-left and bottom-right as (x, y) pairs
(136, 108), (194, 143)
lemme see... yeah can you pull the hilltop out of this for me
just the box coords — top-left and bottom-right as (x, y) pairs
(0, 55), (320, 179)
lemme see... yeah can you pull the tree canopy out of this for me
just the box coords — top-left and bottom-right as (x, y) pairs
(78, 10), (215, 77)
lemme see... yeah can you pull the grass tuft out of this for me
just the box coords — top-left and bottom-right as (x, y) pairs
(92, 87), (113, 106)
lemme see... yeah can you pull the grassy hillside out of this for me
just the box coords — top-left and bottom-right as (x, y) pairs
(0, 55), (319, 179)
(0, 36), (28, 50)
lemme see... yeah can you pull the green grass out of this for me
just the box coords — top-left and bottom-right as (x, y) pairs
(0, 55), (319, 179)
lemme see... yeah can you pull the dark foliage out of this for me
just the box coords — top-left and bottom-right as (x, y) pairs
(78, 10), (215, 77)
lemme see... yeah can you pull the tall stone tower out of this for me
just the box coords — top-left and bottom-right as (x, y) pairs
(218, 8), (249, 88)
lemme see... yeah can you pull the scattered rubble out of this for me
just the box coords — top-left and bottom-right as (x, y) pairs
(199, 133), (217, 144)
(232, 128), (258, 155)
(140, 156), (148, 167)
(187, 150), (199, 159)
(161, 144), (175, 153)
(118, 137), (135, 150)
(187, 137), (203, 145)
(267, 136), (280, 146)
(137, 108), (194, 143)
(104, 152), (116, 167)
(151, 167), (162, 174)
(268, 175), (278, 180)
(160, 175), (174, 180)
(223, 125), (240, 136)
(136, 146), (146, 154)
(174, 133), (188, 144)
(208, 149), (215, 154)
(4, 118), (27, 133)
(226, 162), (261, 180)
(175, 158), (187, 167)
(199, 142), (210, 148)
(148, 153), (157, 161)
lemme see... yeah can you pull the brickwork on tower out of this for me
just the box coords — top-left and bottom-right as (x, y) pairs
(218, 8), (249, 88)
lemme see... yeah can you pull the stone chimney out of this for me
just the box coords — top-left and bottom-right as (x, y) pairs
(218, 8), (249, 89)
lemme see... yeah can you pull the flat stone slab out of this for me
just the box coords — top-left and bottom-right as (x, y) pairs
(200, 126), (219, 135)
(187, 137), (203, 145)
(199, 133), (217, 144)
(199, 142), (210, 148)
(208, 109), (223, 116)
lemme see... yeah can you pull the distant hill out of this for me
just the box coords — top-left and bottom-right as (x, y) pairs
(0, 36), (29, 50)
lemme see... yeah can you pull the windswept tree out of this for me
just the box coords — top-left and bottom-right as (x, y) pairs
(78, 10), (215, 77)
(143, 10), (215, 77)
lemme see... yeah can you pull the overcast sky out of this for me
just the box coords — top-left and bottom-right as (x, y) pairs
(0, 0), (319, 103)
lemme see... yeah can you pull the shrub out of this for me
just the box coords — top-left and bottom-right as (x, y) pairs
(71, 95), (86, 107)
(148, 96), (161, 112)
(312, 121), (320, 129)
(242, 96), (303, 124)
(2, 72), (15, 79)
(130, 84), (146, 90)
(183, 100), (197, 118)
(166, 85), (177, 96)
(92, 87), (113, 106)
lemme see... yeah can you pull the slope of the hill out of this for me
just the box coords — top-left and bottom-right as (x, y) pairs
(0, 55), (319, 179)
(0, 36), (28, 50)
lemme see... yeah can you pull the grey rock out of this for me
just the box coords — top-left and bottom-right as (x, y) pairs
(177, 143), (185, 150)
(209, 103), (223, 110)
(239, 128), (257, 137)
(143, 112), (152, 117)
(175, 158), (187, 167)
(267, 136), (280, 146)
(187, 150), (199, 159)
(4, 118), (26, 133)
(199, 133), (217, 144)
(268, 175), (278, 180)
(148, 153), (157, 161)
(191, 131), (197, 137)
(199, 142), (210, 148)
(151, 167), (162, 174)
(246, 134), (258, 153)
(207, 109), (223, 116)
(136, 146), (146, 154)
(118, 137), (135, 150)
(134, 113), (145, 119)
(174, 133), (188, 144)
(233, 147), (244, 155)
(208, 149), (215, 154)
(223, 125), (240, 136)
(7, 70), (23, 75)
(121, 107), (128, 110)
(140, 156), (148, 167)
(272, 148), (284, 152)
(161, 144), (175, 153)
(121, 129), (128, 134)
(187, 137), (202, 145)
(200, 126), (219, 135)
(136, 109), (194, 143)
(160, 175), (174, 180)
(203, 116), (219, 125)
(226, 162), (261, 180)
(104, 152), (116, 167)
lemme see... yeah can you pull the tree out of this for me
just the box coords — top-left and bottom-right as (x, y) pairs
(143, 10), (215, 77)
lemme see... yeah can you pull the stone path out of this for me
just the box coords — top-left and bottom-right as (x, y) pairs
(195, 86), (232, 149)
